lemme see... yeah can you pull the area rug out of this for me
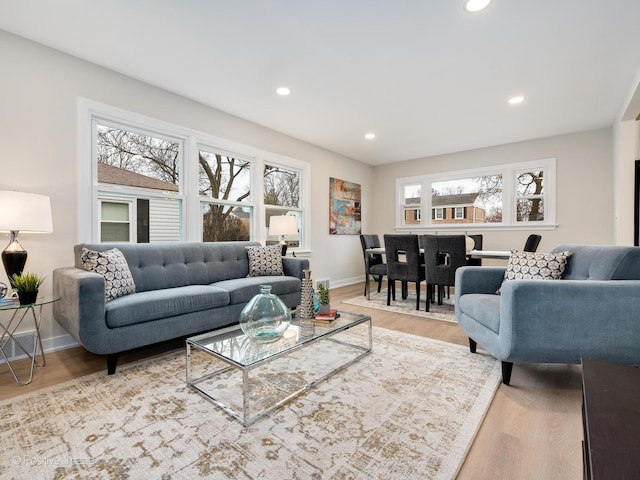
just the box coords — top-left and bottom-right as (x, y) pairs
(0, 327), (500, 480)
(343, 291), (457, 323)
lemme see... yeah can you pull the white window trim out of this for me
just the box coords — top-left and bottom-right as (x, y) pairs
(394, 158), (557, 231)
(78, 98), (311, 250)
(99, 196), (135, 243)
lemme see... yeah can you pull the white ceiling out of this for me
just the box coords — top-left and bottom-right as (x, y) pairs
(1, 0), (640, 165)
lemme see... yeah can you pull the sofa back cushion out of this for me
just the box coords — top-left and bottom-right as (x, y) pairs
(75, 241), (260, 292)
(551, 244), (640, 280)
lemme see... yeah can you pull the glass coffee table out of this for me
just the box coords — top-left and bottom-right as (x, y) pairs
(186, 311), (372, 426)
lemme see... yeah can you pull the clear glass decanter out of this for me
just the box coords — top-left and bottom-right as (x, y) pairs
(239, 285), (292, 343)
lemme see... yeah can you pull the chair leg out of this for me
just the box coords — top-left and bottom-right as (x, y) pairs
(377, 276), (383, 293)
(501, 361), (513, 385)
(469, 338), (477, 353)
(387, 281), (392, 305)
(415, 282), (420, 310)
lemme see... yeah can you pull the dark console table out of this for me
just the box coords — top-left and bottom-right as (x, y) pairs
(581, 358), (640, 479)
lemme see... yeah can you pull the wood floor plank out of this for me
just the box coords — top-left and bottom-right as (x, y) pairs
(0, 282), (583, 479)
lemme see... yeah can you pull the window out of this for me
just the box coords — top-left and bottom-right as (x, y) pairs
(79, 99), (310, 250)
(198, 148), (252, 242)
(264, 163), (302, 248)
(94, 121), (183, 243)
(395, 158), (556, 230)
(100, 200), (131, 242)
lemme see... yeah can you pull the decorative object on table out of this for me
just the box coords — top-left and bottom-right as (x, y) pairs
(0, 190), (53, 283)
(314, 309), (340, 324)
(269, 214), (298, 256)
(316, 283), (331, 315)
(239, 284), (292, 343)
(10, 271), (45, 305)
(298, 269), (315, 337)
(0, 281), (7, 299)
(329, 177), (361, 235)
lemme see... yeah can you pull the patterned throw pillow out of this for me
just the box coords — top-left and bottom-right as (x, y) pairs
(497, 249), (572, 294)
(245, 245), (285, 277)
(81, 247), (136, 302)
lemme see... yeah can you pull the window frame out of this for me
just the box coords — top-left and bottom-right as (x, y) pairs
(394, 158), (557, 231)
(78, 98), (311, 252)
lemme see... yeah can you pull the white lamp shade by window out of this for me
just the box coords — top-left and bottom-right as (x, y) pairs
(269, 215), (297, 236)
(0, 191), (53, 233)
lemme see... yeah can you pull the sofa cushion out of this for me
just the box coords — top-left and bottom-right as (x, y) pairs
(105, 285), (230, 328)
(80, 247), (136, 302)
(245, 245), (284, 277)
(497, 249), (571, 293)
(458, 294), (501, 334)
(214, 276), (302, 305)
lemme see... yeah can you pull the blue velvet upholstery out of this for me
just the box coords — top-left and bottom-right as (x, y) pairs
(455, 244), (640, 384)
(54, 241), (308, 373)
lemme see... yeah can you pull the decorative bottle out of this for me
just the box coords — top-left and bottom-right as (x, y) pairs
(298, 270), (315, 337)
(239, 285), (292, 343)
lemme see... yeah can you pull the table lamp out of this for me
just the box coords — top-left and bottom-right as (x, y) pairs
(0, 191), (53, 283)
(269, 215), (297, 256)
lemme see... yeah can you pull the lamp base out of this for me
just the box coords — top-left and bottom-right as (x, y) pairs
(2, 231), (27, 282)
(280, 242), (288, 257)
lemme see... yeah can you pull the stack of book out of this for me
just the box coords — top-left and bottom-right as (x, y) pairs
(314, 309), (340, 323)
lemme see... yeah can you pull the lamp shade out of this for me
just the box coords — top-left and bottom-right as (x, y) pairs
(0, 191), (53, 233)
(269, 215), (297, 236)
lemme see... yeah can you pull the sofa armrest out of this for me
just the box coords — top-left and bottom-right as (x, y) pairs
(498, 279), (640, 363)
(282, 257), (310, 280)
(455, 266), (506, 297)
(53, 267), (107, 351)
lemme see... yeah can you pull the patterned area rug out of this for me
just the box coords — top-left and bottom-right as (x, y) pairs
(343, 290), (457, 323)
(0, 328), (500, 479)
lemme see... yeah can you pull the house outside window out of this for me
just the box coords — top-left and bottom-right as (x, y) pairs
(395, 158), (556, 230)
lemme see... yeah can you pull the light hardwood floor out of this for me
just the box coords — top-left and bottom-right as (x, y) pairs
(0, 282), (584, 479)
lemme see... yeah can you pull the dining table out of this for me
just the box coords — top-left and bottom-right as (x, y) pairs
(363, 247), (511, 300)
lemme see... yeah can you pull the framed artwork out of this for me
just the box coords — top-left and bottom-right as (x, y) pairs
(329, 177), (361, 235)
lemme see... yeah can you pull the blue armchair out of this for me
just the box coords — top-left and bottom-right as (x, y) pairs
(455, 245), (640, 384)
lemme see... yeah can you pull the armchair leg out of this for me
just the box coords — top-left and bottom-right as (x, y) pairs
(469, 338), (477, 353)
(501, 361), (513, 385)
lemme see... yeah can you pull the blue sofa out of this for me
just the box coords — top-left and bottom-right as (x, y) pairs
(53, 242), (308, 374)
(455, 245), (640, 384)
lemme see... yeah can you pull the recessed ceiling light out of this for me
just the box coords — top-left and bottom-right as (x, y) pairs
(463, 0), (492, 13)
(365, 133), (376, 140)
(508, 95), (525, 105)
(276, 87), (290, 96)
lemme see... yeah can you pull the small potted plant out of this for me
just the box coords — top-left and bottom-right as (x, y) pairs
(316, 283), (331, 315)
(11, 272), (45, 305)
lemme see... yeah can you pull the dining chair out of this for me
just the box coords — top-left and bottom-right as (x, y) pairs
(523, 234), (542, 252)
(384, 234), (425, 310)
(422, 234), (467, 307)
(359, 234), (387, 297)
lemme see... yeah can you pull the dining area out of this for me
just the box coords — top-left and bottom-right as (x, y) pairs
(360, 233), (540, 311)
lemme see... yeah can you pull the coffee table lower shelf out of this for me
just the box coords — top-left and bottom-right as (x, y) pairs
(186, 312), (372, 427)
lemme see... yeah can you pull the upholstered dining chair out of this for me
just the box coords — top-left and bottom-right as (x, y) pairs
(384, 234), (425, 310)
(422, 234), (467, 308)
(523, 234), (542, 252)
(359, 234), (387, 297)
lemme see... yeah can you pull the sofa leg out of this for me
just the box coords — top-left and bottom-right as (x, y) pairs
(107, 354), (118, 375)
(501, 361), (513, 385)
(469, 338), (477, 353)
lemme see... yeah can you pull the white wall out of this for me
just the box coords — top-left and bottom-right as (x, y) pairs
(0, 30), (373, 348)
(371, 128), (615, 253)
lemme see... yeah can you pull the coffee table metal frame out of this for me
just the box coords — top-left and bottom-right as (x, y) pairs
(186, 311), (372, 427)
